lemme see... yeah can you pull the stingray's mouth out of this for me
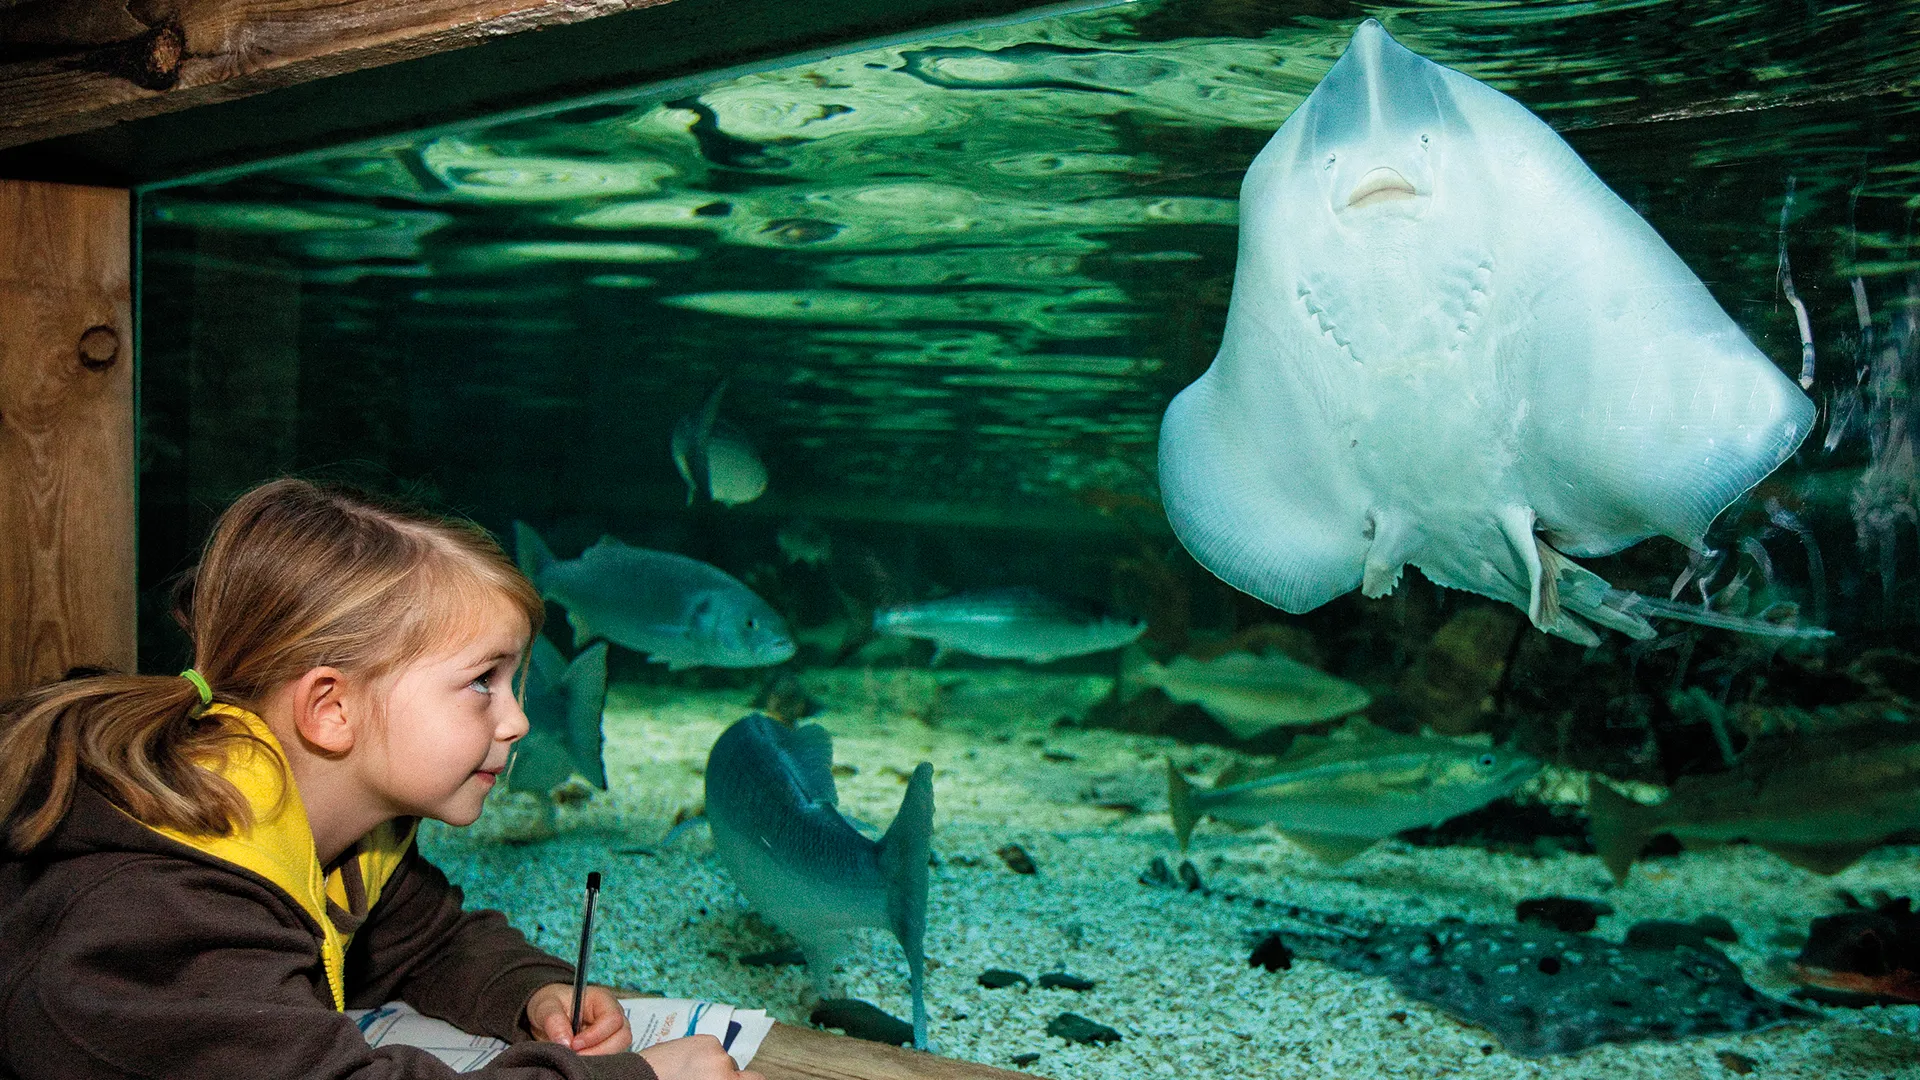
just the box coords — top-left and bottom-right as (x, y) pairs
(1346, 168), (1419, 209)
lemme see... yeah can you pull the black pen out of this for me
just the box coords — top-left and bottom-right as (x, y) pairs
(570, 871), (602, 1040)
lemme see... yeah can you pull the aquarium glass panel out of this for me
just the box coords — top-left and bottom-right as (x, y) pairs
(138, 0), (1920, 1073)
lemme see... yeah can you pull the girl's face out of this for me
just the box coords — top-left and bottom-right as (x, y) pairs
(364, 594), (532, 827)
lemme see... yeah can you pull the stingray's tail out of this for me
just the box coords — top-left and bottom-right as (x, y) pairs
(1167, 758), (1201, 852)
(1587, 779), (1656, 884)
(1599, 588), (1835, 640)
(880, 762), (934, 1051)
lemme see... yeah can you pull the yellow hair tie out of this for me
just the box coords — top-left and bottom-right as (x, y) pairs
(179, 668), (213, 706)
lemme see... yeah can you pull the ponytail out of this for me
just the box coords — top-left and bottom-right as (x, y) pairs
(0, 479), (542, 854)
(0, 673), (261, 853)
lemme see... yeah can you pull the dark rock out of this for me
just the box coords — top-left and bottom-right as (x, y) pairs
(809, 999), (912, 1046)
(997, 843), (1038, 874)
(1037, 972), (1095, 991)
(1399, 798), (1596, 856)
(1625, 917), (1737, 951)
(1515, 897), (1613, 933)
(751, 672), (820, 722)
(1045, 1013), (1121, 1046)
(1789, 895), (1920, 1005)
(1010, 1053), (1041, 1068)
(739, 946), (808, 967)
(1248, 934), (1294, 972)
(1717, 1050), (1758, 1074)
(978, 968), (1030, 990)
(1177, 859), (1206, 893)
(1139, 856), (1176, 888)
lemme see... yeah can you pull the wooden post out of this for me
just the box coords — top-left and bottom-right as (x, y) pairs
(0, 180), (134, 698)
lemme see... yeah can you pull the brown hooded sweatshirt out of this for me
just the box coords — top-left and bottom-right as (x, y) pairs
(0, 706), (658, 1080)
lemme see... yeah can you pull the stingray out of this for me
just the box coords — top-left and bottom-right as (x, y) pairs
(1158, 21), (1821, 645)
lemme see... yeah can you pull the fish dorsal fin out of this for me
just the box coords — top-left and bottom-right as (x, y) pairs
(566, 610), (597, 650)
(530, 635), (567, 689)
(1756, 839), (1882, 875)
(784, 722), (840, 806)
(1279, 829), (1378, 863)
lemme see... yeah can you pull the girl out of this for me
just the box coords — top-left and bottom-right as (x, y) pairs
(0, 479), (761, 1080)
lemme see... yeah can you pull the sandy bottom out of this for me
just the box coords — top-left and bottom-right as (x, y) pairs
(423, 667), (1920, 1079)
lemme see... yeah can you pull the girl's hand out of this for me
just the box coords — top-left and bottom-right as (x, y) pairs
(526, 983), (632, 1054)
(640, 1035), (762, 1080)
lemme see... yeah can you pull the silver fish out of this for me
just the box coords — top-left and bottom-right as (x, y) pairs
(705, 713), (933, 1050)
(873, 588), (1146, 663)
(504, 638), (607, 796)
(514, 522), (794, 669)
(1121, 646), (1371, 740)
(672, 380), (767, 507)
(1168, 719), (1541, 861)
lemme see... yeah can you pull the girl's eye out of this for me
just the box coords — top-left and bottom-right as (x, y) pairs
(469, 676), (494, 696)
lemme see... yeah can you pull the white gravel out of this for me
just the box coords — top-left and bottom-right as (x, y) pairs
(422, 668), (1920, 1079)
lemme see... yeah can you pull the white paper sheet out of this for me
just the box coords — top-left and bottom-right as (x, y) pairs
(347, 998), (774, 1071)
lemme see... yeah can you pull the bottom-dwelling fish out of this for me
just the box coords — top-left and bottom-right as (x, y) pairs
(505, 638), (608, 797)
(1586, 730), (1920, 882)
(1167, 719), (1541, 861)
(1120, 645), (1371, 739)
(705, 714), (934, 1050)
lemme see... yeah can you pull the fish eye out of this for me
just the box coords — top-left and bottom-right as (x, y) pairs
(746, 617), (759, 630)
(1475, 752), (1497, 768)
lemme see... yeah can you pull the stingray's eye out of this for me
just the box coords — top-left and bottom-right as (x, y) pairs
(1324, 153), (1337, 170)
(1420, 133), (1431, 147)
(1476, 752), (1498, 769)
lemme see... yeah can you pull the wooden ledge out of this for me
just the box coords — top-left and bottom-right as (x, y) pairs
(753, 1022), (1035, 1080)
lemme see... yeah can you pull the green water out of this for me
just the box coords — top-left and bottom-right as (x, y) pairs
(132, 0), (1920, 1063)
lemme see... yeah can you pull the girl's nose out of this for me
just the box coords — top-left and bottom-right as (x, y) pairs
(499, 694), (530, 742)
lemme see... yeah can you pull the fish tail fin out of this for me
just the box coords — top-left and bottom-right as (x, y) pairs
(1587, 778), (1653, 884)
(1118, 644), (1155, 701)
(565, 643), (610, 789)
(879, 762), (934, 1052)
(513, 522), (555, 585)
(1167, 757), (1199, 852)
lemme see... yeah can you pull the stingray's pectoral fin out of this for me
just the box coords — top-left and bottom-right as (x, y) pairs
(1361, 510), (1417, 599)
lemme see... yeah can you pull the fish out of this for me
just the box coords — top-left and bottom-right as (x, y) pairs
(1586, 730), (1920, 881)
(776, 517), (833, 567)
(504, 638), (609, 796)
(672, 380), (767, 506)
(1120, 645), (1370, 739)
(514, 522), (795, 669)
(704, 713), (934, 1050)
(872, 588), (1146, 663)
(1156, 20), (1820, 647)
(1167, 719), (1542, 860)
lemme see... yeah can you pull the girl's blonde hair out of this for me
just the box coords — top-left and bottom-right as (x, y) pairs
(0, 479), (544, 853)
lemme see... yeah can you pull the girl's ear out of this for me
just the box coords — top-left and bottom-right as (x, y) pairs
(288, 667), (357, 755)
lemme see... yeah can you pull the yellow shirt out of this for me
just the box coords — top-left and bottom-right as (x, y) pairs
(145, 704), (416, 1009)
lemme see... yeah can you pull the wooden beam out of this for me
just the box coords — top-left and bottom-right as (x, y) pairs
(753, 1022), (1035, 1080)
(0, 0), (675, 152)
(0, 180), (135, 698)
(0, 0), (1072, 185)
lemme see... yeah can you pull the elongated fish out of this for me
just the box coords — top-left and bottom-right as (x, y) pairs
(672, 380), (767, 507)
(515, 522), (794, 669)
(1168, 720), (1541, 860)
(873, 588), (1145, 663)
(705, 714), (934, 1050)
(1588, 731), (1920, 881)
(505, 638), (608, 796)
(1121, 646), (1371, 739)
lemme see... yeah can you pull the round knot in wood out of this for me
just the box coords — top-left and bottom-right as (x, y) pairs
(78, 326), (120, 371)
